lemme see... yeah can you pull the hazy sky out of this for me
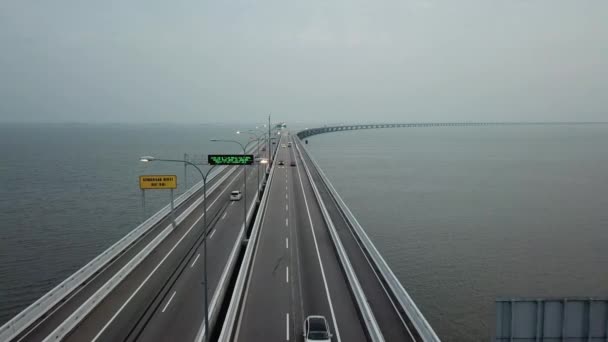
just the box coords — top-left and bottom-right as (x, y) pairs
(0, 1), (606, 123)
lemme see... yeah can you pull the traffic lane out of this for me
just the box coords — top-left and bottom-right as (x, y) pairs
(131, 165), (262, 342)
(62, 168), (246, 342)
(18, 165), (240, 342)
(235, 149), (291, 341)
(298, 141), (415, 342)
(292, 140), (367, 342)
(286, 154), (306, 340)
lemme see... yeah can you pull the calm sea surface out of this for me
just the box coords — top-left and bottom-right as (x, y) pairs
(1, 124), (607, 341)
(306, 125), (608, 341)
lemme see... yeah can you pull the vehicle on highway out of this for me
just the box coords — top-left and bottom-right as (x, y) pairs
(281, 144), (286, 148)
(304, 316), (332, 342)
(262, 147), (266, 151)
(230, 190), (242, 201)
(290, 161), (296, 167)
(278, 160), (284, 166)
(288, 142), (292, 147)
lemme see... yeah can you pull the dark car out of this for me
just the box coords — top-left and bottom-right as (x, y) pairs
(290, 161), (296, 167)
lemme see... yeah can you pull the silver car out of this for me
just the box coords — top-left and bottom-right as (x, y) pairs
(230, 190), (242, 201)
(303, 315), (332, 342)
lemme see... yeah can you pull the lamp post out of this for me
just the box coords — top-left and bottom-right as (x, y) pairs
(139, 156), (214, 342)
(245, 130), (267, 201)
(210, 139), (258, 234)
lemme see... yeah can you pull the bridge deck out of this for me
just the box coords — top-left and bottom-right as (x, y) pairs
(12, 163), (239, 342)
(234, 133), (367, 341)
(298, 139), (420, 341)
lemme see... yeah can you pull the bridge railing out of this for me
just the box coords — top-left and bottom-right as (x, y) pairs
(217, 138), (280, 342)
(295, 140), (385, 342)
(0, 143), (263, 342)
(194, 143), (279, 342)
(296, 136), (441, 342)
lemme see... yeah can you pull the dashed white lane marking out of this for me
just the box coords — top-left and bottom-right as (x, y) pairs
(162, 291), (177, 313)
(285, 193), (288, 200)
(209, 229), (216, 239)
(91, 168), (241, 342)
(286, 238), (289, 249)
(286, 204), (288, 211)
(285, 218), (288, 227)
(230, 201), (235, 206)
(221, 212), (227, 220)
(286, 266), (289, 283)
(190, 253), (200, 268)
(286, 313), (290, 341)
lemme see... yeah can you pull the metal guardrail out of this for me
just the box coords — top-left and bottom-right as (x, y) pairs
(195, 169), (272, 342)
(43, 164), (238, 341)
(297, 139), (441, 342)
(0, 142), (262, 342)
(295, 141), (384, 342)
(0, 164), (229, 342)
(217, 141), (279, 342)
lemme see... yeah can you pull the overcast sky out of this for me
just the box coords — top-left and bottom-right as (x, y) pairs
(0, 1), (606, 124)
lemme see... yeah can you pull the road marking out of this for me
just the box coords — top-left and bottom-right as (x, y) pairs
(221, 212), (227, 220)
(285, 193), (288, 200)
(286, 204), (288, 211)
(286, 238), (289, 249)
(285, 218), (288, 227)
(286, 266), (290, 283)
(161, 291), (177, 313)
(90, 168), (242, 342)
(191, 253), (200, 268)
(209, 229), (216, 239)
(230, 201), (235, 206)
(295, 158), (342, 342)
(286, 313), (290, 341)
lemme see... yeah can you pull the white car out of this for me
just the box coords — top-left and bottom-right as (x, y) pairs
(304, 316), (332, 342)
(230, 190), (242, 201)
(281, 144), (287, 148)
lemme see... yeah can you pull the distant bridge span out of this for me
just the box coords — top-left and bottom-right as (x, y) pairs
(296, 122), (606, 139)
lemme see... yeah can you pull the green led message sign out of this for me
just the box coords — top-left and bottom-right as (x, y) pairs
(208, 154), (254, 165)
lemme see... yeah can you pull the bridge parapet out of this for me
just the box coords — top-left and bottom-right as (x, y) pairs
(296, 122), (607, 139)
(295, 135), (441, 341)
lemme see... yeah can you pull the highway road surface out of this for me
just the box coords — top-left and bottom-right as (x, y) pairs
(234, 133), (367, 342)
(13, 160), (248, 342)
(60, 150), (269, 342)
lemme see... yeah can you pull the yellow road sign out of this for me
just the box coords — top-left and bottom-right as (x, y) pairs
(139, 175), (177, 189)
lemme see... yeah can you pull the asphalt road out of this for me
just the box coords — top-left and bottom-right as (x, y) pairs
(60, 149), (271, 342)
(234, 133), (367, 342)
(297, 140), (418, 342)
(14, 162), (243, 342)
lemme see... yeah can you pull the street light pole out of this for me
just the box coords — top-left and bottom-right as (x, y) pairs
(210, 138), (258, 235)
(139, 156), (214, 342)
(246, 130), (267, 201)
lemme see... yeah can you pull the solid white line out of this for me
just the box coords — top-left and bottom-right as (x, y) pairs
(295, 159), (342, 342)
(91, 169), (242, 342)
(190, 253), (201, 268)
(286, 266), (289, 283)
(286, 238), (289, 249)
(286, 313), (290, 341)
(209, 229), (216, 239)
(161, 291), (177, 313)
